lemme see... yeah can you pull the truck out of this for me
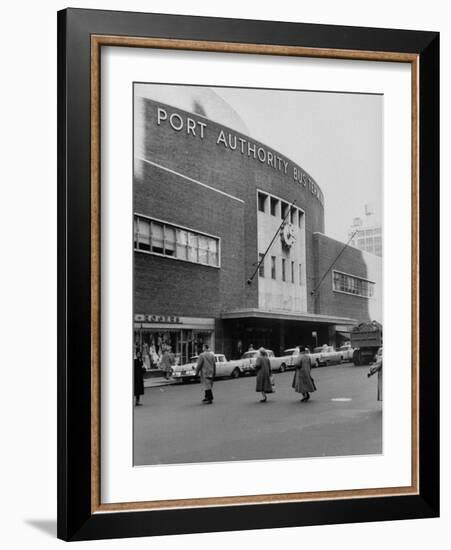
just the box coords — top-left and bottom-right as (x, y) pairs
(350, 321), (383, 365)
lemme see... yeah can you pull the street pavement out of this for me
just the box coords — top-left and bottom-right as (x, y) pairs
(134, 363), (382, 466)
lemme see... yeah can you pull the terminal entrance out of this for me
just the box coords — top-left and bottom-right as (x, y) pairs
(220, 317), (339, 359)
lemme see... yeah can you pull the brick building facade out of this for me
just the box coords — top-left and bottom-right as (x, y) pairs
(134, 92), (382, 365)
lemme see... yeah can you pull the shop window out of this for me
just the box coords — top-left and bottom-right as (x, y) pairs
(258, 253), (265, 277)
(258, 192), (268, 213)
(271, 256), (276, 279)
(270, 197), (279, 216)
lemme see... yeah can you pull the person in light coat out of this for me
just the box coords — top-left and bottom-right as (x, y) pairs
(292, 346), (317, 402)
(195, 344), (216, 404)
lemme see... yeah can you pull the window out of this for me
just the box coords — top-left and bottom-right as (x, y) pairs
(333, 270), (375, 298)
(282, 258), (286, 282)
(258, 192), (268, 213)
(188, 233), (198, 262)
(271, 256), (276, 279)
(134, 215), (220, 267)
(299, 263), (302, 285)
(281, 202), (289, 220)
(176, 229), (189, 260)
(270, 197), (279, 216)
(135, 217), (150, 251)
(258, 253), (265, 277)
(198, 235), (209, 264)
(208, 239), (219, 266)
(164, 225), (176, 256)
(151, 222), (164, 254)
(291, 261), (295, 283)
(290, 207), (296, 225)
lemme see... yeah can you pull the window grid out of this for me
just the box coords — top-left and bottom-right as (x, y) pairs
(135, 215), (219, 268)
(333, 271), (374, 298)
(257, 191), (304, 229)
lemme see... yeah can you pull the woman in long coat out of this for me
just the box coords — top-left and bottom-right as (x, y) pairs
(255, 347), (273, 402)
(292, 347), (316, 402)
(134, 351), (145, 406)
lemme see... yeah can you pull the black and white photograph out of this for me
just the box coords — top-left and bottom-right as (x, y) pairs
(132, 83), (383, 466)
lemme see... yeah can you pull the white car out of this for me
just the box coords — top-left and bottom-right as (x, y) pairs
(240, 349), (290, 373)
(171, 354), (245, 382)
(272, 348), (301, 372)
(336, 343), (354, 362)
(310, 345), (342, 367)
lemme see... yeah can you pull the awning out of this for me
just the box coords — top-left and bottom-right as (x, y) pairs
(221, 308), (357, 326)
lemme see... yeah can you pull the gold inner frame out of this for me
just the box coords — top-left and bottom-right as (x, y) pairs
(90, 35), (419, 514)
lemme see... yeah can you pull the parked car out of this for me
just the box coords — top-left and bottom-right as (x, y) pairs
(171, 354), (245, 382)
(271, 348), (301, 372)
(336, 343), (354, 362)
(310, 346), (325, 366)
(310, 345), (342, 366)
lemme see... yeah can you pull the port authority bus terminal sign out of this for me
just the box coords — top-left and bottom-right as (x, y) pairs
(155, 106), (324, 205)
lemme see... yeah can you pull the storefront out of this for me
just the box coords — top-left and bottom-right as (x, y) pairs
(134, 314), (215, 368)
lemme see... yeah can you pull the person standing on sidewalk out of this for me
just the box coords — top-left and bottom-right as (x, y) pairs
(368, 347), (383, 401)
(195, 344), (216, 404)
(292, 346), (316, 402)
(134, 351), (146, 406)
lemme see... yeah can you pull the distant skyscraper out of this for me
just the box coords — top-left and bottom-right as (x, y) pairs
(348, 204), (382, 257)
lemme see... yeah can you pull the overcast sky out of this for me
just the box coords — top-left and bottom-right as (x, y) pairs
(136, 84), (383, 242)
(214, 87), (383, 242)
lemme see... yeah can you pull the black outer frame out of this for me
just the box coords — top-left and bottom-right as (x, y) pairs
(57, 8), (439, 542)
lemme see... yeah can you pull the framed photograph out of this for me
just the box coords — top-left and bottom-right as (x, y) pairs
(57, 8), (439, 541)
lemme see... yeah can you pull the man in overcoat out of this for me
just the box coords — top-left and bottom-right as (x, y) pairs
(195, 344), (216, 404)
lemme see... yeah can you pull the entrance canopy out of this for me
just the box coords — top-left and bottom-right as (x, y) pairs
(221, 308), (357, 326)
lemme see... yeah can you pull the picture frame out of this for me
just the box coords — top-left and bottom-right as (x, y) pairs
(57, 7), (439, 541)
